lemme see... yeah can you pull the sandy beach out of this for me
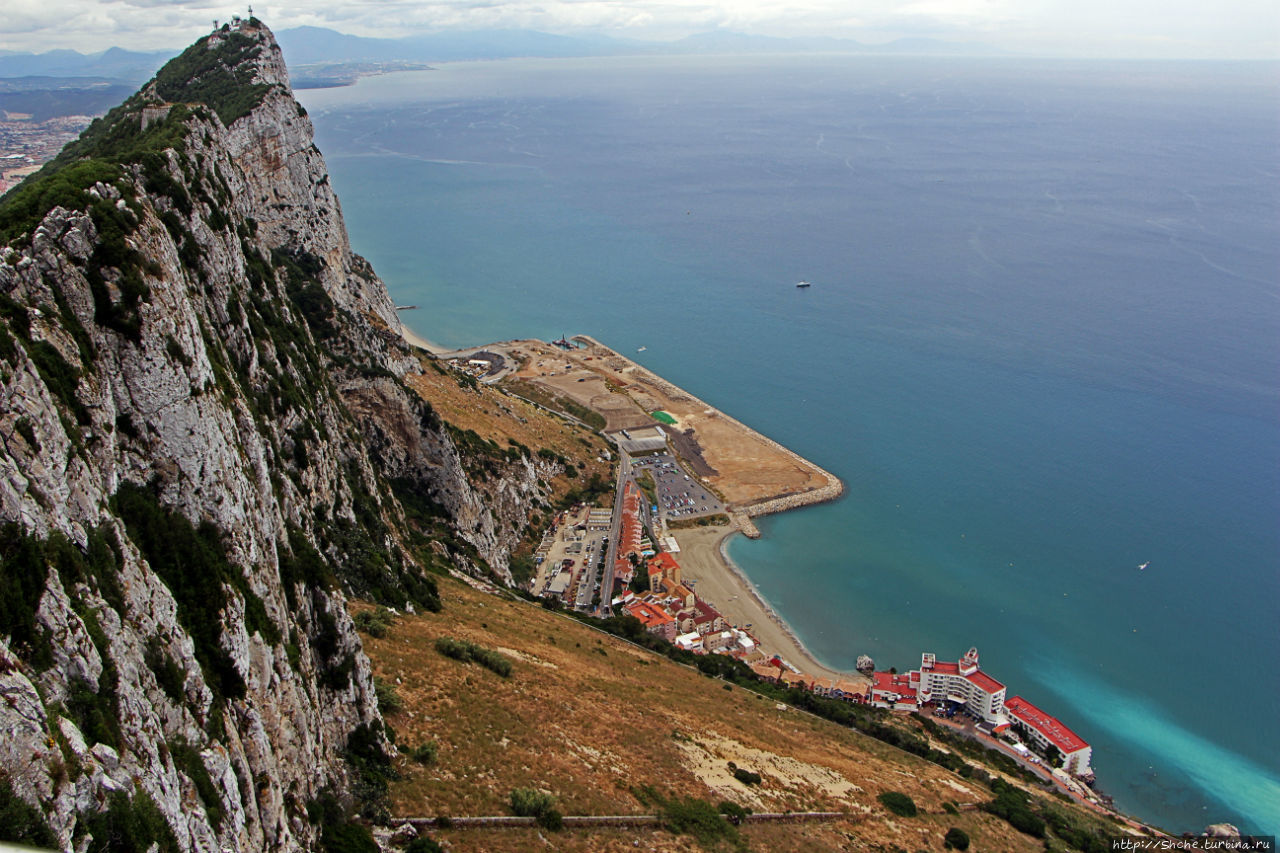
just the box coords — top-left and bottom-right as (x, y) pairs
(400, 322), (449, 355)
(673, 524), (869, 687)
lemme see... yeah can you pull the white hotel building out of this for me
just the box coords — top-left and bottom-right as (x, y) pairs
(1006, 696), (1094, 778)
(916, 647), (1008, 726)
(866, 646), (1095, 781)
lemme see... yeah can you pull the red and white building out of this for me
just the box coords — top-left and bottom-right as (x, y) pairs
(869, 670), (919, 710)
(1005, 695), (1093, 777)
(612, 482), (643, 584)
(623, 599), (676, 641)
(916, 647), (1007, 726)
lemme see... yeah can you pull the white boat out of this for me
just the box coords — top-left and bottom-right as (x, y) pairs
(1138, 561), (1150, 571)
(637, 346), (647, 352)
(796, 280), (811, 288)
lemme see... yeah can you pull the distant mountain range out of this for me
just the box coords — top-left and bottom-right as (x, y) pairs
(0, 27), (1006, 83)
(0, 45), (171, 82)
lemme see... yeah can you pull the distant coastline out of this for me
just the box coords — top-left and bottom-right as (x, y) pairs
(292, 60), (434, 90)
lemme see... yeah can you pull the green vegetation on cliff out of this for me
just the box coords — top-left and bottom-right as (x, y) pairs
(153, 27), (272, 126)
(0, 25), (274, 248)
(114, 480), (279, 706)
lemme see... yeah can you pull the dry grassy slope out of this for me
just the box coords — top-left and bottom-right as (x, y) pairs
(354, 585), (1103, 853)
(403, 354), (614, 507)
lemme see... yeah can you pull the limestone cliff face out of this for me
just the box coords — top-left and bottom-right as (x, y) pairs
(0, 20), (538, 851)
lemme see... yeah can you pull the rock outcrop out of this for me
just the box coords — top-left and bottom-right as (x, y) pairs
(0, 19), (545, 851)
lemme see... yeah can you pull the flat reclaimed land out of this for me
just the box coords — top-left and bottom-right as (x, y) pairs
(504, 336), (843, 512)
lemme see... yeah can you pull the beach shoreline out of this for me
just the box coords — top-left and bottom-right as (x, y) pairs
(399, 322), (450, 355)
(673, 523), (868, 686)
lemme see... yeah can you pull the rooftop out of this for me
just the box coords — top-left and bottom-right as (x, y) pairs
(649, 552), (681, 574)
(872, 671), (918, 699)
(1006, 696), (1089, 753)
(751, 662), (782, 680)
(966, 670), (1005, 693)
(625, 600), (675, 628)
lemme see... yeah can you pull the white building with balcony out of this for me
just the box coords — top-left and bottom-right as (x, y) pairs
(916, 647), (1008, 726)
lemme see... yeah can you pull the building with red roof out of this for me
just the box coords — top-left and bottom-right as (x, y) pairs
(1006, 696), (1093, 777)
(750, 662), (783, 683)
(647, 552), (682, 587)
(916, 647), (1008, 725)
(779, 670), (813, 690)
(869, 670), (920, 710)
(612, 482), (644, 583)
(624, 599), (676, 641)
(676, 600), (726, 636)
(832, 679), (865, 703)
(659, 578), (695, 609)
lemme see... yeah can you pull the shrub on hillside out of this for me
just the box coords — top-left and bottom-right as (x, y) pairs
(944, 827), (971, 850)
(877, 791), (918, 818)
(353, 607), (396, 638)
(411, 742), (438, 765)
(982, 779), (1046, 838)
(373, 677), (402, 715)
(659, 796), (743, 849)
(509, 787), (556, 818)
(434, 636), (512, 677)
(718, 801), (752, 824)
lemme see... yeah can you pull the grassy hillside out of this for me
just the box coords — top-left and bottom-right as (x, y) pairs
(405, 354), (613, 504)
(352, 583), (1128, 852)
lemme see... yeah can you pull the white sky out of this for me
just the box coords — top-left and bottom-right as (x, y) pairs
(2, 0), (1277, 58)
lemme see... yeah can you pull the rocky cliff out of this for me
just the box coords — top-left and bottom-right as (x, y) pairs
(0, 20), (547, 851)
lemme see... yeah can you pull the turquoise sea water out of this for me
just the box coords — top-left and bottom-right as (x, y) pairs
(295, 56), (1280, 834)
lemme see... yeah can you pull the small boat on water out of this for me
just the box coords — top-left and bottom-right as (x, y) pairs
(796, 280), (811, 288)
(1138, 561), (1150, 571)
(637, 346), (647, 352)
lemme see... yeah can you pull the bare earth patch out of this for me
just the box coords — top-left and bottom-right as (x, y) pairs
(673, 731), (868, 814)
(503, 337), (842, 510)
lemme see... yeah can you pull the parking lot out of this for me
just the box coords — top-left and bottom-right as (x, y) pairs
(632, 452), (724, 521)
(532, 506), (609, 609)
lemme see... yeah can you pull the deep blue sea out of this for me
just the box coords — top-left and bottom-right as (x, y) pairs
(296, 55), (1280, 834)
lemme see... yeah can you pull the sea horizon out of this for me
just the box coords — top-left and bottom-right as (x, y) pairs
(297, 53), (1280, 834)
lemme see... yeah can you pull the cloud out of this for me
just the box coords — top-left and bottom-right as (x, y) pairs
(0, 0), (1275, 57)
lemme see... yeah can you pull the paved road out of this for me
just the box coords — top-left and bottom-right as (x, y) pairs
(596, 448), (631, 617)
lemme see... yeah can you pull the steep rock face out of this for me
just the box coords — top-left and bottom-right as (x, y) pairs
(0, 19), (541, 851)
